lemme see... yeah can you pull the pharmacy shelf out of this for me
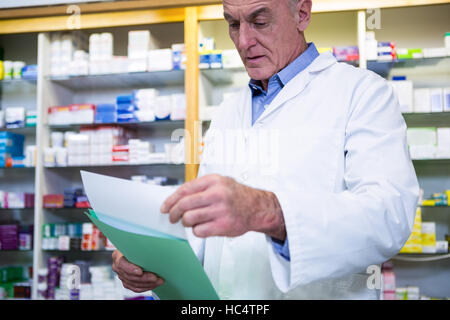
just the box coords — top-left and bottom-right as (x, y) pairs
(0, 208), (34, 212)
(48, 70), (185, 91)
(201, 67), (246, 85)
(421, 206), (450, 209)
(412, 159), (450, 165)
(0, 126), (36, 135)
(44, 163), (183, 169)
(403, 112), (450, 128)
(202, 57), (450, 84)
(44, 207), (90, 211)
(0, 167), (35, 171)
(42, 250), (113, 253)
(48, 120), (185, 131)
(367, 56), (450, 78)
(394, 253), (450, 262)
(0, 78), (37, 86)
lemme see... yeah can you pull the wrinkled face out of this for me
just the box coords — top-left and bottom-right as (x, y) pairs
(223, 0), (305, 81)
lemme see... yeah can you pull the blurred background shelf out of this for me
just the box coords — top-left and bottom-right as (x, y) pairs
(0, 126), (36, 135)
(0, 167), (35, 171)
(44, 163), (183, 169)
(0, 78), (37, 86)
(47, 70), (185, 90)
(42, 250), (112, 253)
(201, 67), (246, 85)
(412, 159), (450, 164)
(402, 112), (450, 127)
(394, 253), (450, 262)
(48, 120), (185, 131)
(368, 56), (450, 78)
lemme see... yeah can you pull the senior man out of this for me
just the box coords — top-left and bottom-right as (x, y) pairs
(112, 0), (419, 299)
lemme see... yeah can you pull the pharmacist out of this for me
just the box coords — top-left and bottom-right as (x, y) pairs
(112, 0), (419, 299)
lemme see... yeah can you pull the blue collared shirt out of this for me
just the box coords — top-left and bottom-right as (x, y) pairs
(249, 42), (319, 261)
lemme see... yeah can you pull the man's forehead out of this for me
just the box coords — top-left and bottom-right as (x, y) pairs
(223, 0), (278, 10)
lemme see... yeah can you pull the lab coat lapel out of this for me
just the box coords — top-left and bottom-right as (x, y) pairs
(237, 86), (253, 129)
(256, 52), (337, 123)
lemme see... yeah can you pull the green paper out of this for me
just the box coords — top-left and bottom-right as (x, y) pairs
(85, 213), (219, 300)
(87, 209), (98, 219)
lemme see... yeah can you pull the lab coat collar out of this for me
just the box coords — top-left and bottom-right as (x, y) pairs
(250, 51), (337, 126)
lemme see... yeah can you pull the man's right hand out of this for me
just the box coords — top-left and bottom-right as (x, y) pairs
(112, 250), (164, 293)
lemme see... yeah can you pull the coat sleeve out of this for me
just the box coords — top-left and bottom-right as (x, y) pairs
(266, 72), (420, 292)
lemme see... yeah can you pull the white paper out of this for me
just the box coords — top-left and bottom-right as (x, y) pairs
(81, 171), (187, 240)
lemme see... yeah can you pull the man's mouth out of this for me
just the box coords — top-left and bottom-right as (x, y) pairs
(246, 55), (265, 63)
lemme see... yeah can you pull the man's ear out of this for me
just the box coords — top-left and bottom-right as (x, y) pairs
(295, 0), (312, 32)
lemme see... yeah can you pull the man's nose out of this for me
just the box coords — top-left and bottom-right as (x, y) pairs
(238, 23), (256, 51)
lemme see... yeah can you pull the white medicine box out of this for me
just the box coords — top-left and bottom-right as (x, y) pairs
(389, 80), (413, 113)
(413, 88), (431, 113)
(148, 49), (173, 72)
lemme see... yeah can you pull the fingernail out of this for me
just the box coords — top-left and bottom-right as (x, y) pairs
(133, 268), (140, 275)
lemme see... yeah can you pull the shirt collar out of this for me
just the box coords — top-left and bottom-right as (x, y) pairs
(248, 42), (319, 93)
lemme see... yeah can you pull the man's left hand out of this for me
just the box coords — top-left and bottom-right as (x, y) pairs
(160, 174), (286, 240)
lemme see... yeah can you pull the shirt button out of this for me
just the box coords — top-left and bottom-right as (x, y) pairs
(264, 104), (269, 109)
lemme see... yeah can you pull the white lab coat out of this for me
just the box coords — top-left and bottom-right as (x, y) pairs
(186, 51), (419, 300)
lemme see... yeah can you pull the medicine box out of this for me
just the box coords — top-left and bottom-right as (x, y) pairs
(444, 88), (450, 112)
(147, 49), (173, 71)
(421, 222), (436, 254)
(414, 88), (431, 113)
(430, 88), (444, 112)
(389, 80), (413, 113)
(407, 128), (437, 146)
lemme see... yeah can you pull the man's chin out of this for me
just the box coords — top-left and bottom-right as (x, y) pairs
(244, 66), (274, 81)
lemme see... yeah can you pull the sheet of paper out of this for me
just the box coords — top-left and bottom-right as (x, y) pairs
(92, 210), (178, 240)
(81, 171), (186, 240)
(85, 211), (219, 300)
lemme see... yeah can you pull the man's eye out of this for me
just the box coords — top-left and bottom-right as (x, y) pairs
(254, 22), (267, 27)
(229, 23), (240, 29)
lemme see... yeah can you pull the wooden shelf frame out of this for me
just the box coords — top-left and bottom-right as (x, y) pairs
(1, 0), (450, 34)
(196, 1), (450, 21)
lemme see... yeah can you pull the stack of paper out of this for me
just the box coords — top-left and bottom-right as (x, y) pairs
(81, 171), (218, 300)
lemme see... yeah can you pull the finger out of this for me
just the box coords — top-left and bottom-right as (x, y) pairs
(181, 207), (216, 228)
(121, 281), (158, 293)
(118, 271), (163, 284)
(112, 250), (123, 263)
(112, 250), (123, 273)
(168, 192), (212, 224)
(119, 275), (164, 289)
(117, 256), (143, 276)
(193, 220), (228, 238)
(161, 175), (220, 213)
